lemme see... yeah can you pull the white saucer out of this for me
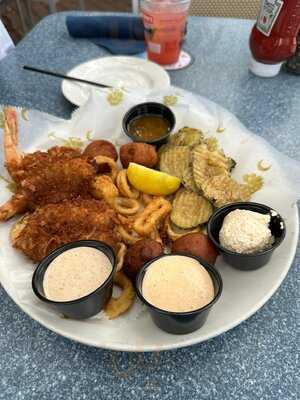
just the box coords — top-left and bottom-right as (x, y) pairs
(139, 50), (194, 70)
(61, 56), (171, 106)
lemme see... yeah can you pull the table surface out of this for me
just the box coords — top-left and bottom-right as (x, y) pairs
(0, 12), (299, 400)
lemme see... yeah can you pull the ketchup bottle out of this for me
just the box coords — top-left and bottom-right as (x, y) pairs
(250, 0), (300, 77)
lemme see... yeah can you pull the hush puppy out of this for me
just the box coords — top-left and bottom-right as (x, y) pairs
(83, 140), (118, 161)
(171, 233), (218, 265)
(124, 239), (163, 280)
(120, 143), (158, 169)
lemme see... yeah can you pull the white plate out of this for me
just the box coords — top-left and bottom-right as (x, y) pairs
(1, 208), (297, 352)
(61, 56), (171, 106)
(0, 90), (298, 352)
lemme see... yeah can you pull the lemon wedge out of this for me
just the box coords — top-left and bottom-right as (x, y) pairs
(127, 163), (181, 196)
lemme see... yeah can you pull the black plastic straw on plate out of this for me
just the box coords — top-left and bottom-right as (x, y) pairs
(23, 65), (112, 89)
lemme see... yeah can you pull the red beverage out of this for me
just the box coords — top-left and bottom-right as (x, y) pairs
(142, 0), (190, 65)
(250, 0), (300, 77)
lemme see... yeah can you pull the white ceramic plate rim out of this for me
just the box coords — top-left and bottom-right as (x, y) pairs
(1, 206), (298, 352)
(61, 56), (171, 107)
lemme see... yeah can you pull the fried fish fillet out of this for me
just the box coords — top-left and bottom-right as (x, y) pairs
(11, 198), (120, 262)
(14, 147), (96, 208)
(1, 145), (98, 222)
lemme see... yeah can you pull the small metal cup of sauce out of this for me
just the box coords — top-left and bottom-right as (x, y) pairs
(32, 240), (116, 319)
(122, 102), (176, 147)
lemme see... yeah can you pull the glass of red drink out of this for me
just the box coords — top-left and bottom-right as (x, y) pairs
(141, 0), (191, 65)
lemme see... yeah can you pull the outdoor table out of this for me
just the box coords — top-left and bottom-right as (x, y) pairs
(0, 12), (299, 400)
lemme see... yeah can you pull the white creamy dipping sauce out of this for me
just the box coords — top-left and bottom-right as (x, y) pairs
(142, 255), (215, 313)
(43, 247), (112, 302)
(219, 209), (274, 254)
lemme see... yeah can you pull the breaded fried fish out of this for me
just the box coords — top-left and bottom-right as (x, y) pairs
(0, 108), (118, 221)
(11, 198), (120, 262)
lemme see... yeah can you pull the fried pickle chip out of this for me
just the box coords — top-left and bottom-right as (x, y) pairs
(202, 175), (251, 208)
(166, 219), (201, 241)
(204, 138), (237, 172)
(169, 127), (204, 147)
(203, 137), (219, 152)
(243, 173), (264, 194)
(159, 146), (190, 180)
(157, 143), (172, 158)
(171, 189), (213, 229)
(192, 144), (231, 190)
(182, 163), (198, 192)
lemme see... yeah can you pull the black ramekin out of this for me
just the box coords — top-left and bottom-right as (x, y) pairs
(32, 240), (116, 319)
(122, 102), (176, 147)
(207, 202), (286, 271)
(136, 253), (223, 335)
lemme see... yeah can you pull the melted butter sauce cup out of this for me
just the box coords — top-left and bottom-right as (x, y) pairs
(32, 240), (116, 319)
(136, 254), (223, 335)
(207, 202), (286, 271)
(122, 102), (176, 147)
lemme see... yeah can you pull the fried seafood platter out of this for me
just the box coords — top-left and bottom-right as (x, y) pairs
(0, 107), (173, 320)
(0, 106), (265, 326)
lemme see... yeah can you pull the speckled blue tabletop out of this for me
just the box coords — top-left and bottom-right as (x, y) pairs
(0, 12), (299, 400)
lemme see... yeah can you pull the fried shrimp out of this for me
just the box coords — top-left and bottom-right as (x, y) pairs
(0, 193), (28, 221)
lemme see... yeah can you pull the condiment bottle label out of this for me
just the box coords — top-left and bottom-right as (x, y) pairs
(256, 0), (284, 37)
